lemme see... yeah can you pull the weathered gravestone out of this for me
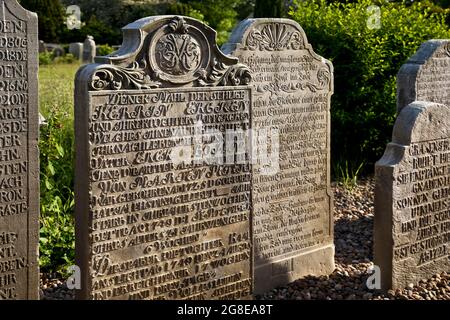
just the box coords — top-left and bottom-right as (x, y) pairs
(0, 0), (39, 300)
(375, 101), (450, 291)
(397, 40), (450, 112)
(223, 18), (335, 293)
(75, 16), (254, 300)
(38, 40), (45, 53)
(69, 42), (83, 61)
(82, 35), (96, 64)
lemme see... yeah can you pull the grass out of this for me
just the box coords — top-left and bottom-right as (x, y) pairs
(39, 62), (80, 274)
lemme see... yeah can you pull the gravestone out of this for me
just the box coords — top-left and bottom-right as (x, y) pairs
(75, 16), (253, 300)
(69, 42), (83, 60)
(82, 35), (96, 64)
(223, 18), (335, 293)
(45, 43), (64, 57)
(375, 101), (450, 291)
(0, 0), (39, 300)
(38, 40), (46, 53)
(397, 40), (450, 112)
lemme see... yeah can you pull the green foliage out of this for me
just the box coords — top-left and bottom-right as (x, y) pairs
(54, 53), (77, 64)
(334, 160), (365, 190)
(97, 44), (115, 57)
(39, 63), (79, 274)
(290, 0), (450, 174)
(19, 0), (66, 42)
(254, 0), (286, 18)
(39, 52), (78, 65)
(60, 15), (121, 46)
(39, 52), (54, 65)
(168, 0), (254, 45)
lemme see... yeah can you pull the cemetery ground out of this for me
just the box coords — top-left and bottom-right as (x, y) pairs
(37, 63), (449, 301)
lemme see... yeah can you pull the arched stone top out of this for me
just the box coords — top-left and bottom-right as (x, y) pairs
(1, 0), (38, 23)
(393, 101), (450, 145)
(397, 40), (450, 112)
(77, 16), (251, 91)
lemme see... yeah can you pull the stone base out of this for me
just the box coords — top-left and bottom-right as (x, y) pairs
(254, 244), (335, 295)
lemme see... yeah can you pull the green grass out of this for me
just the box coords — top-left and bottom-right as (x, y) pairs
(39, 62), (80, 274)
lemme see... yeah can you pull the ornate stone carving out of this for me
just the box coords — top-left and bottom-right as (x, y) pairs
(256, 68), (330, 95)
(90, 61), (161, 90)
(246, 23), (304, 51)
(87, 16), (251, 91)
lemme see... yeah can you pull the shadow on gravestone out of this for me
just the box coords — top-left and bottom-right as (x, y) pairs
(0, 0), (39, 300)
(374, 101), (450, 291)
(397, 40), (450, 113)
(222, 18), (335, 294)
(74, 16), (255, 300)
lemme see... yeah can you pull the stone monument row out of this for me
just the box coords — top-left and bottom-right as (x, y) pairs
(75, 16), (254, 300)
(375, 40), (450, 291)
(223, 18), (335, 293)
(374, 101), (450, 291)
(397, 40), (450, 112)
(0, 0), (39, 300)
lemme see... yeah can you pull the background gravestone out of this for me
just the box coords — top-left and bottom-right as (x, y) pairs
(82, 35), (96, 64)
(375, 101), (450, 291)
(397, 40), (450, 112)
(75, 16), (253, 300)
(223, 18), (335, 293)
(0, 0), (39, 300)
(69, 42), (83, 61)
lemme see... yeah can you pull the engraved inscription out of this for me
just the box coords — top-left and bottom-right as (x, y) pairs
(0, 0), (38, 300)
(393, 138), (450, 267)
(230, 22), (332, 264)
(87, 87), (252, 300)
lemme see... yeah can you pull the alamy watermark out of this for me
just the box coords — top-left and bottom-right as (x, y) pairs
(66, 5), (82, 30)
(169, 120), (280, 175)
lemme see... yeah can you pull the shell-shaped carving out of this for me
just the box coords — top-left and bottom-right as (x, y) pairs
(246, 23), (304, 51)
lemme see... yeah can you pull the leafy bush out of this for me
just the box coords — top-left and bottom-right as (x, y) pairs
(54, 53), (77, 64)
(39, 52), (54, 65)
(20, 0), (66, 42)
(290, 0), (450, 174)
(97, 44), (115, 56)
(39, 52), (79, 66)
(39, 64), (78, 274)
(167, 0), (254, 45)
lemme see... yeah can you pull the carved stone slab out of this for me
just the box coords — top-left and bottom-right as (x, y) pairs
(223, 18), (334, 294)
(375, 101), (450, 291)
(0, 0), (39, 300)
(75, 16), (253, 300)
(397, 40), (450, 112)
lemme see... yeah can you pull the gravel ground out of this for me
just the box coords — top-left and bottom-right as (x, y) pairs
(40, 177), (449, 300)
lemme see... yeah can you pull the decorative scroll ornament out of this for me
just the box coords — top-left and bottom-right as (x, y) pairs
(198, 59), (252, 86)
(90, 61), (161, 90)
(256, 68), (330, 95)
(246, 23), (304, 51)
(89, 16), (252, 90)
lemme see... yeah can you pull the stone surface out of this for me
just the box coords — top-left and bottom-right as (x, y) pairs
(375, 101), (450, 291)
(82, 35), (95, 64)
(0, 0), (39, 300)
(397, 40), (450, 112)
(75, 16), (253, 300)
(69, 42), (83, 60)
(223, 18), (335, 294)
